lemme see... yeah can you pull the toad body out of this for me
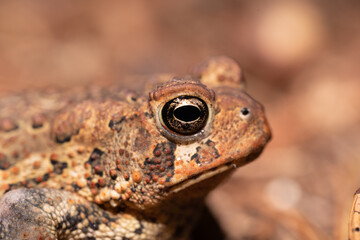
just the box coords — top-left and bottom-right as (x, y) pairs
(0, 57), (271, 240)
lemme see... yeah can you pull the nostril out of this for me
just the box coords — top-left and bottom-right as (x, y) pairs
(240, 107), (250, 116)
(239, 107), (251, 120)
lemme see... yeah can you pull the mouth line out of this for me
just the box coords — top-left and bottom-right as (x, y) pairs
(165, 157), (243, 193)
(165, 149), (263, 193)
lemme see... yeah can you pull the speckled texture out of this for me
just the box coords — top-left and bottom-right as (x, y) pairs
(0, 57), (271, 240)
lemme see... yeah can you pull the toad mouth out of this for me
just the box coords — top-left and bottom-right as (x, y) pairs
(166, 150), (262, 193)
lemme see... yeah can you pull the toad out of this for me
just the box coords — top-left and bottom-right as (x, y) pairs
(0, 57), (271, 240)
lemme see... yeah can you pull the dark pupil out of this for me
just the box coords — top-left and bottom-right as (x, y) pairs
(174, 105), (200, 122)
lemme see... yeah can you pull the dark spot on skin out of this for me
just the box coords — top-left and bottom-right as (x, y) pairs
(205, 139), (214, 146)
(144, 142), (176, 182)
(190, 147), (201, 163)
(54, 126), (79, 144)
(85, 148), (105, 176)
(108, 120), (114, 129)
(109, 169), (117, 180)
(88, 182), (100, 191)
(108, 116), (126, 131)
(89, 220), (100, 231)
(42, 173), (50, 181)
(65, 213), (80, 231)
(56, 221), (64, 231)
(56, 207), (84, 231)
(214, 107), (221, 115)
(32, 123), (43, 129)
(191, 141), (220, 166)
(134, 220), (144, 235)
(144, 112), (153, 118)
(356, 227), (360, 232)
(191, 153), (199, 161)
(50, 159), (68, 174)
(88, 148), (104, 162)
(213, 149), (220, 159)
(0, 153), (11, 170)
(72, 183), (81, 192)
(31, 114), (46, 129)
(55, 135), (72, 144)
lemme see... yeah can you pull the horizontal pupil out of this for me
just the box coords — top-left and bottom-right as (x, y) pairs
(174, 105), (201, 122)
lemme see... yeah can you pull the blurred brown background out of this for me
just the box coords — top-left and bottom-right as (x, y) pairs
(0, 1), (359, 239)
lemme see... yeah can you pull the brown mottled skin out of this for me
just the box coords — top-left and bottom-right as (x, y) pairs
(0, 57), (271, 240)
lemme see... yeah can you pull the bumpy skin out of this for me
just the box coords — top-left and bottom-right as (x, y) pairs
(0, 57), (271, 240)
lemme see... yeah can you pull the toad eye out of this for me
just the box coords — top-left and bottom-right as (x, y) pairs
(161, 96), (209, 135)
(240, 107), (251, 120)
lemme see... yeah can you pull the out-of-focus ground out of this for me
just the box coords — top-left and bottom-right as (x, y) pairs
(0, 1), (359, 239)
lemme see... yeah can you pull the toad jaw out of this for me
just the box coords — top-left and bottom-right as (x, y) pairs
(164, 135), (269, 194)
